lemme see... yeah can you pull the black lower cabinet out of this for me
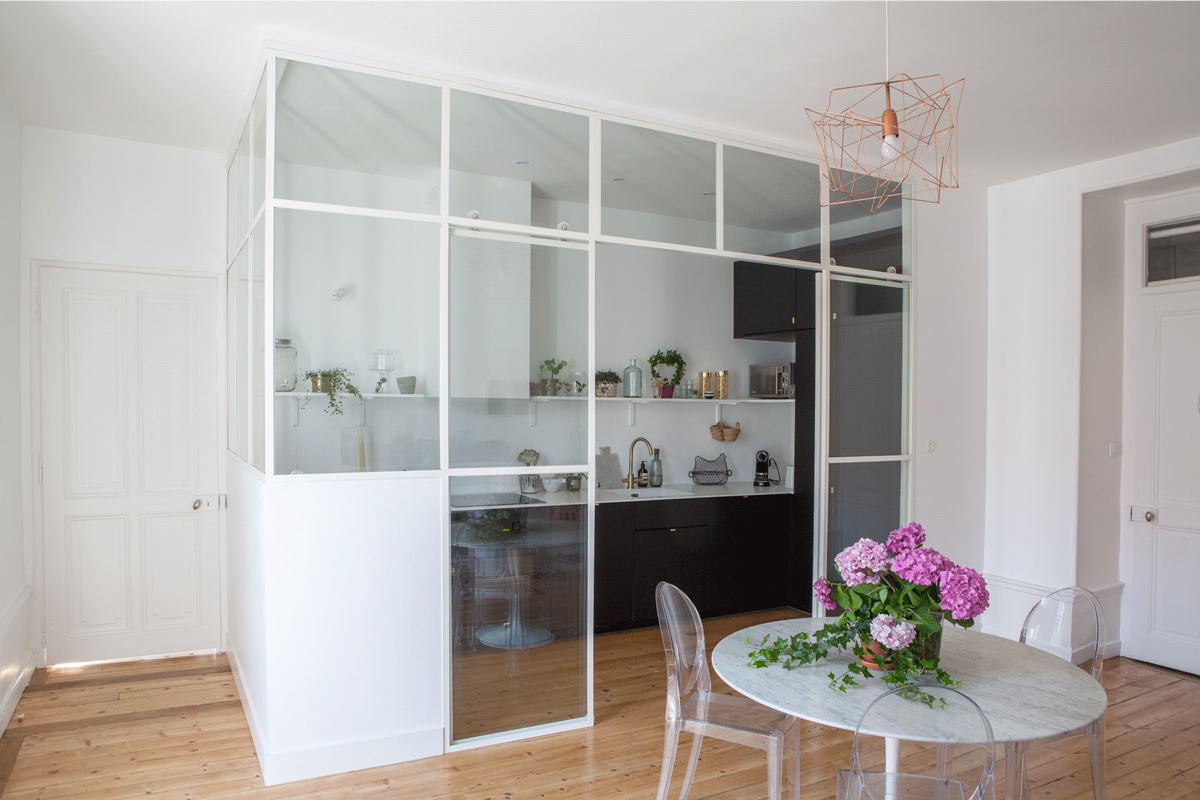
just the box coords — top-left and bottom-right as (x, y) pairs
(707, 495), (790, 615)
(595, 494), (792, 633)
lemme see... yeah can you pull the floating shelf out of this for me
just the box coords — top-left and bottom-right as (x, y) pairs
(593, 396), (794, 424)
(275, 392), (428, 399)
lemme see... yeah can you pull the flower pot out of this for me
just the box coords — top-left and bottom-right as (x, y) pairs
(596, 382), (617, 397)
(309, 374), (326, 393)
(914, 613), (946, 664)
(545, 379), (558, 397)
(859, 637), (893, 671)
(530, 381), (545, 397)
(660, 383), (675, 398)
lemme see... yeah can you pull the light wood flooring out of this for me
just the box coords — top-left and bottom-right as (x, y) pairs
(2, 609), (1198, 799)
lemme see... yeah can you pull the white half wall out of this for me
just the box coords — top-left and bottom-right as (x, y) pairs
(983, 134), (1200, 636)
(0, 87), (34, 728)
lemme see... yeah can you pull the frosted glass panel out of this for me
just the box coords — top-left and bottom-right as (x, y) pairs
(449, 475), (588, 743)
(273, 209), (439, 474)
(225, 158), (236, 264)
(602, 121), (716, 248)
(250, 221), (265, 471)
(226, 263), (238, 454)
(827, 461), (907, 582)
(251, 69), (267, 221)
(829, 278), (908, 457)
(450, 91), (589, 232)
(449, 234), (588, 468)
(275, 60), (441, 215)
(723, 146), (821, 261)
(236, 120), (250, 246)
(234, 245), (249, 461)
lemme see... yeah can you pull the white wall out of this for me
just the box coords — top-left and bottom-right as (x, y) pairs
(911, 184), (989, 570)
(983, 134), (1200, 639)
(0, 86), (34, 731)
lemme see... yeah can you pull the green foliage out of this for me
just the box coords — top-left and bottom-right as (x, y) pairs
(746, 578), (959, 708)
(595, 369), (621, 384)
(539, 358), (569, 392)
(303, 368), (361, 416)
(647, 349), (686, 385)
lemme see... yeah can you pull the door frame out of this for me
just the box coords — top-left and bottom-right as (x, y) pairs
(28, 259), (226, 667)
(1118, 188), (1200, 666)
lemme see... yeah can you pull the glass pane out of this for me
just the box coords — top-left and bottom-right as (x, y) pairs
(251, 68), (267, 221)
(449, 475), (588, 742)
(226, 158), (237, 264)
(829, 172), (909, 273)
(1147, 218), (1200, 284)
(237, 120), (250, 247)
(250, 221), (266, 472)
(273, 209), (439, 474)
(827, 460), (907, 581)
(275, 60), (441, 215)
(226, 263), (238, 453)
(450, 234), (588, 468)
(602, 121), (716, 248)
(829, 278), (908, 457)
(450, 91), (589, 232)
(723, 146), (821, 261)
(234, 245), (250, 461)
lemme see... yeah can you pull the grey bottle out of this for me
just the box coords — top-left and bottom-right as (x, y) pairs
(623, 358), (643, 398)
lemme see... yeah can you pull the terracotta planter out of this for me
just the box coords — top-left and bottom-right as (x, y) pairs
(859, 638), (893, 671)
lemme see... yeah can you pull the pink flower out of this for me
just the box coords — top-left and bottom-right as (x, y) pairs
(938, 566), (990, 620)
(886, 523), (926, 555)
(813, 577), (837, 612)
(834, 538), (891, 587)
(891, 547), (949, 586)
(870, 614), (917, 650)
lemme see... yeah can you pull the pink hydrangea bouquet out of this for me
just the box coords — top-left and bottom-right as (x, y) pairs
(748, 523), (989, 698)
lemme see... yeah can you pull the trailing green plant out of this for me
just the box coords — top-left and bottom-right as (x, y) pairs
(647, 349), (687, 385)
(303, 368), (361, 416)
(595, 369), (621, 385)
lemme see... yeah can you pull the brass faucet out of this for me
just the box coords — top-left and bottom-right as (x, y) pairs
(625, 437), (655, 489)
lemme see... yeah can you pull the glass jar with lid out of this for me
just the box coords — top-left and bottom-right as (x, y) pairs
(274, 339), (298, 392)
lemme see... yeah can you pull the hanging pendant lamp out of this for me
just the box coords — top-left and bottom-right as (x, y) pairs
(806, 3), (964, 213)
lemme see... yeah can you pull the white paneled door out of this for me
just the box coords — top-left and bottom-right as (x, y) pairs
(40, 266), (221, 665)
(1129, 286), (1200, 673)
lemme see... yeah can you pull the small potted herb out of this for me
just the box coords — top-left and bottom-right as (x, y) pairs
(303, 368), (362, 415)
(539, 358), (568, 396)
(647, 349), (686, 399)
(595, 369), (620, 397)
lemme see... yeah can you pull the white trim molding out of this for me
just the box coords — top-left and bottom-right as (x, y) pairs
(0, 585), (36, 731)
(979, 574), (1123, 658)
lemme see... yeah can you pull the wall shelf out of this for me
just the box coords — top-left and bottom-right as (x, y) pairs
(593, 395), (794, 425)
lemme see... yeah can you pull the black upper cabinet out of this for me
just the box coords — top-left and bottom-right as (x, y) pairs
(733, 261), (816, 340)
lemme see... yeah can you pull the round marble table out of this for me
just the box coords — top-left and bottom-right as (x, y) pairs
(712, 617), (1108, 799)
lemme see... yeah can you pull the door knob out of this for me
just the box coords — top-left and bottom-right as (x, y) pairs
(1145, 510), (1155, 523)
(193, 499), (202, 511)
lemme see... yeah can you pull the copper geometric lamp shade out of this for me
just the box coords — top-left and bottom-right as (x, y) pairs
(807, 72), (965, 213)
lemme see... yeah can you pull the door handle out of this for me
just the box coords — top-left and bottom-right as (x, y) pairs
(1145, 510), (1156, 523)
(193, 499), (203, 511)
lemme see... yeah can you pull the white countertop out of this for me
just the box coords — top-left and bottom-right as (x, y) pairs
(596, 481), (792, 504)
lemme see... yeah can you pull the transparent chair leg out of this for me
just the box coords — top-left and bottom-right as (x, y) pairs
(1087, 717), (1107, 800)
(767, 735), (782, 800)
(679, 731), (704, 800)
(656, 722), (680, 800)
(1004, 741), (1026, 800)
(935, 743), (949, 778)
(789, 725), (801, 800)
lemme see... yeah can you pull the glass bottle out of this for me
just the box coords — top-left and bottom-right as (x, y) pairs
(623, 358), (643, 398)
(649, 449), (663, 487)
(274, 338), (297, 392)
(637, 460), (648, 487)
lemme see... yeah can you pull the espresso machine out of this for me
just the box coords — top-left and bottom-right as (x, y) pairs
(754, 450), (771, 487)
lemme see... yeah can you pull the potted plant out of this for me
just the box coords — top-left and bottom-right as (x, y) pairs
(517, 448), (543, 493)
(647, 349), (686, 399)
(595, 369), (620, 397)
(539, 358), (568, 396)
(746, 523), (990, 706)
(303, 368), (362, 416)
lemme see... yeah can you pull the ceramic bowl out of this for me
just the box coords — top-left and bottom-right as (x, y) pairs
(542, 477), (567, 492)
(395, 376), (417, 394)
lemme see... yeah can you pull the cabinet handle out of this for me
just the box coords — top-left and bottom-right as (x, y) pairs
(670, 528), (677, 532)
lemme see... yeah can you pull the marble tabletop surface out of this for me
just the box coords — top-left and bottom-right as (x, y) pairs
(712, 617), (1108, 744)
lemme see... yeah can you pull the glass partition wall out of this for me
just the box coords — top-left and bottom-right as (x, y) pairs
(226, 51), (916, 751)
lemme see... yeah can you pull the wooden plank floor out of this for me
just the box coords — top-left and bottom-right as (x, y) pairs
(2, 610), (1197, 799)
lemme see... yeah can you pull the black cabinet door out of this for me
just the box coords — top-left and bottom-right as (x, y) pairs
(795, 267), (817, 331)
(632, 526), (709, 624)
(594, 503), (636, 632)
(707, 495), (791, 615)
(734, 261), (796, 341)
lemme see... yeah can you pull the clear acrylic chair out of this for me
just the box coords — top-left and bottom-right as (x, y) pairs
(654, 582), (800, 800)
(837, 684), (996, 800)
(1015, 587), (1107, 800)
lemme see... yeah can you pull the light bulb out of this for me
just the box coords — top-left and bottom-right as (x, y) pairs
(881, 133), (902, 162)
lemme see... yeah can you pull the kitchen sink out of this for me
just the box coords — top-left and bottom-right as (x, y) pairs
(606, 487), (692, 499)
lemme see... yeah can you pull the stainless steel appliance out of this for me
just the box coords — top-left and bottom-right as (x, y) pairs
(748, 363), (794, 398)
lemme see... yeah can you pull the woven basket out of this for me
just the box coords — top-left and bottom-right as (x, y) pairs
(709, 421), (741, 442)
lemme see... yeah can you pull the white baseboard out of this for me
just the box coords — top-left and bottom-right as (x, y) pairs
(260, 726), (444, 786)
(228, 642), (443, 786)
(979, 574), (1123, 657)
(0, 586), (36, 731)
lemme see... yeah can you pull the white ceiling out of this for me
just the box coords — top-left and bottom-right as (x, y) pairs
(1, 1), (1198, 187)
